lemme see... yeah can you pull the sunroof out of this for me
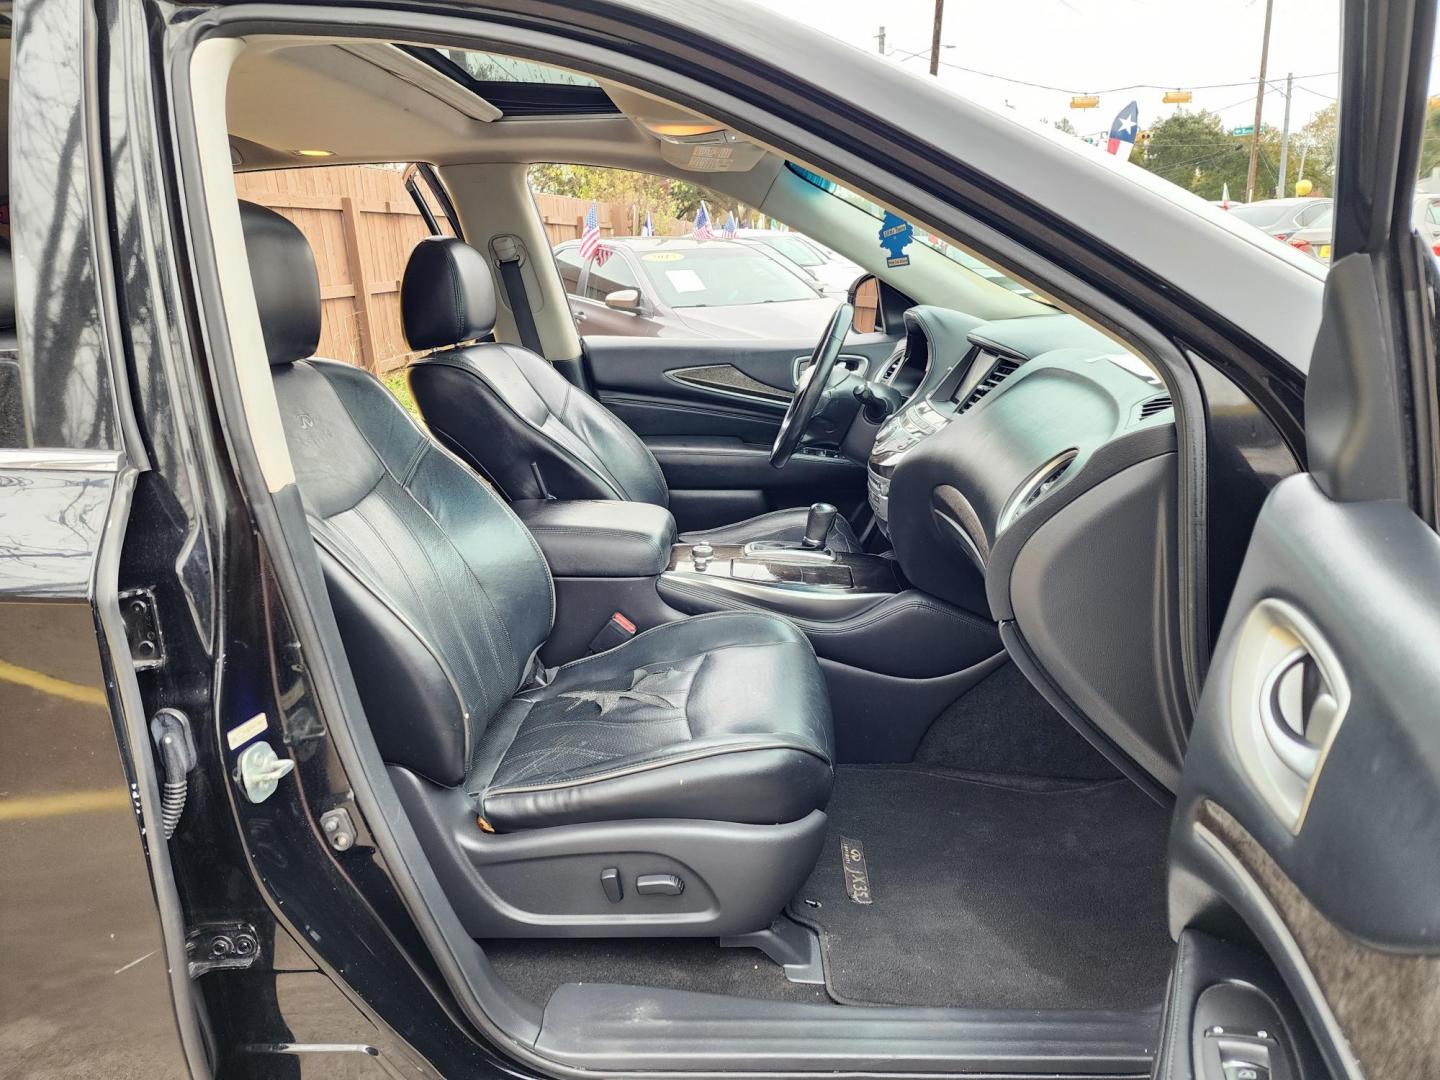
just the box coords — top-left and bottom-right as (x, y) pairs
(402, 47), (618, 117)
(435, 50), (598, 86)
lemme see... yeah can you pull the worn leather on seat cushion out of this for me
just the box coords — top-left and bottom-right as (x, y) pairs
(681, 506), (861, 553)
(467, 611), (833, 831)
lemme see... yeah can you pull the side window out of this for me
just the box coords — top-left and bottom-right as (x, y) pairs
(554, 245), (585, 295)
(234, 163), (438, 413)
(584, 252), (639, 300)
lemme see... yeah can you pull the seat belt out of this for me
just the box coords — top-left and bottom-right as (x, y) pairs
(491, 235), (545, 354)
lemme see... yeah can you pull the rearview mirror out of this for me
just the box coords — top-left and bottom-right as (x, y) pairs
(604, 288), (642, 312)
(849, 275), (881, 334)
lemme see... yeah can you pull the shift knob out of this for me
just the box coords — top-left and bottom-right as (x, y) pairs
(802, 503), (837, 550)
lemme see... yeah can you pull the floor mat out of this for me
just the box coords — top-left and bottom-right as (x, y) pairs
(788, 765), (1173, 1010)
(482, 937), (830, 1006)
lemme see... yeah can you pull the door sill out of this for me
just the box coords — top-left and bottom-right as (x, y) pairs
(533, 983), (1159, 1075)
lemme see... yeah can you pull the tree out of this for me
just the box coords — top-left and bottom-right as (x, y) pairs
(1052, 117), (1078, 136)
(1129, 109), (1292, 201)
(1294, 103), (1336, 198)
(1416, 101), (1440, 183)
(526, 164), (749, 229)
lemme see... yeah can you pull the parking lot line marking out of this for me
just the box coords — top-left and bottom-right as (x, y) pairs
(0, 659), (108, 707)
(0, 788), (133, 821)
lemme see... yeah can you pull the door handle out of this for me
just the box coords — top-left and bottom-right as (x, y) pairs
(1257, 647), (1334, 780)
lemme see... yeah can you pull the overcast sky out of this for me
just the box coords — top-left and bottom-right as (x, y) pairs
(761, 0), (1434, 140)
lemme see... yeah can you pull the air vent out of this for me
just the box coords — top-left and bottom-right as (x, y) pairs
(957, 357), (1022, 413)
(1138, 394), (1173, 420)
(882, 343), (907, 382)
(999, 449), (1078, 531)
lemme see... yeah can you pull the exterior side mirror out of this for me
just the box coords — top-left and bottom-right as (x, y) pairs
(604, 288), (641, 312)
(849, 275), (882, 334)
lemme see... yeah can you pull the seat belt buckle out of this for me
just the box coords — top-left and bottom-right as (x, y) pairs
(589, 612), (637, 654)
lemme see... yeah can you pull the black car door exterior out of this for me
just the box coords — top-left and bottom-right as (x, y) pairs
(1160, 2), (1440, 1078)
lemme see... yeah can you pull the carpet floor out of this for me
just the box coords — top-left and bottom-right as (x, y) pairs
(787, 764), (1173, 1010)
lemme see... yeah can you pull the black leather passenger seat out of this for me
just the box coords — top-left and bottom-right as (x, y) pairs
(238, 201), (834, 936)
(401, 236), (862, 552)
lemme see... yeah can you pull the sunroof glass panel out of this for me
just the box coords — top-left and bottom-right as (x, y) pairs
(434, 50), (598, 87)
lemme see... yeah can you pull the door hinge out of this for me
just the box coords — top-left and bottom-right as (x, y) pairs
(118, 587), (166, 671)
(186, 921), (259, 978)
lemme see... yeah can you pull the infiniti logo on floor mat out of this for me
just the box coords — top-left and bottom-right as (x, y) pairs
(840, 836), (873, 904)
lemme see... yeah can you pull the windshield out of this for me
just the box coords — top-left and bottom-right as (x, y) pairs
(786, 164), (1035, 294)
(755, 235), (826, 267)
(637, 250), (820, 308)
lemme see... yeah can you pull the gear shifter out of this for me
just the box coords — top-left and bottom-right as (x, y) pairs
(802, 503), (838, 550)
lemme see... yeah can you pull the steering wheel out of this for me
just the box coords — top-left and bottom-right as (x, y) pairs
(771, 302), (853, 468)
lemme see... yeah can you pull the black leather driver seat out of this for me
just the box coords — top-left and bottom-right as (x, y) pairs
(241, 201), (834, 866)
(399, 237), (861, 552)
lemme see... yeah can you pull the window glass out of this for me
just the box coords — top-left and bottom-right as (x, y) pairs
(756, 235), (825, 267)
(584, 252), (640, 299)
(639, 248), (818, 308)
(554, 245), (585, 294)
(433, 51), (598, 86)
(234, 163), (433, 411)
(768, 3), (1349, 276)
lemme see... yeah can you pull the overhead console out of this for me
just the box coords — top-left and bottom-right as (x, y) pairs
(864, 311), (1189, 793)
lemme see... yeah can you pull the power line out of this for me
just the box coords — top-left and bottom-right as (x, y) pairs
(923, 57), (1339, 97)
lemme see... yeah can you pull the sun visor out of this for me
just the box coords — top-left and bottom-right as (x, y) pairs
(602, 79), (766, 173)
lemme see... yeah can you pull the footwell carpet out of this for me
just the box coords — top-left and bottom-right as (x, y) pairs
(787, 764), (1173, 1009)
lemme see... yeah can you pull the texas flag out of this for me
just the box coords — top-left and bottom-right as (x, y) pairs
(1107, 100), (1140, 161)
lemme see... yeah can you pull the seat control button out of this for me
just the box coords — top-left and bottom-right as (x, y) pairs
(635, 873), (684, 896)
(600, 867), (623, 903)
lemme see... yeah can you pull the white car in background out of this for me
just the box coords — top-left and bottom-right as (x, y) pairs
(1286, 193), (1440, 263)
(736, 228), (863, 295)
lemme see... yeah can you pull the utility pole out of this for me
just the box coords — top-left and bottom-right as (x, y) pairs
(929, 1), (944, 76)
(1276, 72), (1294, 198)
(875, 25), (886, 55)
(1244, 0), (1275, 203)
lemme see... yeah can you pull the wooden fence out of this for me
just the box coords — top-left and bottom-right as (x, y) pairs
(235, 165), (432, 374)
(535, 192), (690, 246)
(234, 167), (706, 372)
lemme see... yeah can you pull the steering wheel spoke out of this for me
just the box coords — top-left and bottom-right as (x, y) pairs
(771, 302), (853, 468)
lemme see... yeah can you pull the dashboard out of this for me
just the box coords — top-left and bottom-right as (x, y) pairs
(860, 305), (1188, 788)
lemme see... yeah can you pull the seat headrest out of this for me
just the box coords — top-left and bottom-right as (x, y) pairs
(238, 201), (321, 367)
(401, 237), (497, 351)
(0, 238), (15, 333)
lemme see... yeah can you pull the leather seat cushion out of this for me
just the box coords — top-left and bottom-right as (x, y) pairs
(681, 507), (861, 553)
(467, 611), (834, 831)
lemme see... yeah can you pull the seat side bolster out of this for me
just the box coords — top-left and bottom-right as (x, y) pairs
(319, 546), (470, 787)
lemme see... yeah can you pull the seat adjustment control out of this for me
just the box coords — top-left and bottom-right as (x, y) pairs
(635, 873), (684, 896)
(600, 867), (623, 903)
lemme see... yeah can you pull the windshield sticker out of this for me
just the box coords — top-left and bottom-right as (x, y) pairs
(642, 251), (684, 262)
(664, 268), (707, 293)
(879, 212), (913, 268)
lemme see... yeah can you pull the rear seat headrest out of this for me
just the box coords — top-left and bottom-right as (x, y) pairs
(401, 237), (497, 351)
(238, 200), (321, 367)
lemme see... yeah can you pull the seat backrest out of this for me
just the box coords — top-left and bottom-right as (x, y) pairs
(239, 201), (553, 787)
(400, 237), (669, 507)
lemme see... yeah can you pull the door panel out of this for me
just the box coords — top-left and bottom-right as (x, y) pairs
(586, 335), (891, 528)
(1167, 1), (1439, 1076)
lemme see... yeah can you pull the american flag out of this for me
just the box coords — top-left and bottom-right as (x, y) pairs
(693, 201), (713, 241)
(580, 203), (604, 261)
(722, 211), (738, 239)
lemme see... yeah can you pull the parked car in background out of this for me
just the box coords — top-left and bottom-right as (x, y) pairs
(1224, 196), (1333, 241)
(553, 235), (838, 338)
(1281, 193), (1440, 264)
(735, 228), (862, 295)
